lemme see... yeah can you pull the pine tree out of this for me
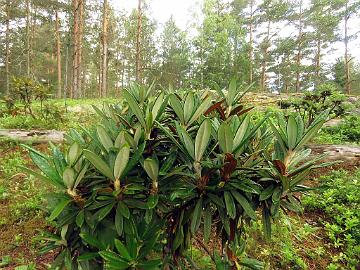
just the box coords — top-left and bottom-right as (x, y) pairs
(256, 0), (290, 92)
(308, 0), (341, 88)
(158, 16), (190, 88)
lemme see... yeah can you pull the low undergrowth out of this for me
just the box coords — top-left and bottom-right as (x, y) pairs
(0, 105), (99, 131)
(303, 169), (360, 269)
(0, 141), (52, 269)
(315, 116), (360, 145)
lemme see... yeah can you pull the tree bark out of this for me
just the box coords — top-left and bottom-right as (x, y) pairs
(26, 0), (30, 77)
(77, 0), (84, 97)
(260, 20), (270, 92)
(344, 1), (351, 94)
(314, 38), (321, 88)
(71, 0), (79, 98)
(100, 0), (108, 97)
(5, 0), (10, 95)
(135, 0), (142, 83)
(64, 44), (69, 99)
(55, 10), (62, 98)
(295, 0), (303, 93)
(71, 0), (84, 98)
(248, 0), (254, 84)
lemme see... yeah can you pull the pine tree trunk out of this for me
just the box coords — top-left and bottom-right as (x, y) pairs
(77, 0), (84, 98)
(314, 38), (321, 88)
(64, 44), (69, 98)
(135, 0), (142, 83)
(55, 10), (62, 98)
(31, 5), (36, 72)
(72, 0), (79, 99)
(295, 0), (303, 93)
(71, 0), (84, 98)
(100, 0), (108, 97)
(344, 1), (351, 94)
(260, 20), (270, 92)
(5, 0), (10, 95)
(248, 0), (254, 84)
(26, 0), (30, 77)
(121, 61), (125, 89)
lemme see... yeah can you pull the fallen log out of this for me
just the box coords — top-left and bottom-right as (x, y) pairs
(308, 144), (360, 165)
(0, 129), (64, 143)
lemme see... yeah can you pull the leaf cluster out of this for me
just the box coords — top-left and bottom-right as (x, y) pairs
(24, 80), (328, 269)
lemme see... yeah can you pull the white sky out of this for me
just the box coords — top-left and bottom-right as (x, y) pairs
(111, 0), (360, 64)
(111, 0), (201, 30)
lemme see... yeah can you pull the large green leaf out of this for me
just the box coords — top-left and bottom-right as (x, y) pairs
(122, 89), (146, 128)
(231, 190), (256, 220)
(93, 202), (115, 222)
(114, 145), (130, 180)
(115, 207), (124, 236)
(269, 121), (287, 153)
(29, 151), (63, 187)
(114, 239), (132, 260)
(262, 207), (272, 240)
(204, 209), (212, 243)
(175, 122), (195, 159)
(208, 193), (225, 208)
(226, 78), (237, 106)
(152, 92), (165, 121)
(98, 251), (129, 267)
(80, 233), (106, 250)
(63, 167), (75, 188)
(190, 198), (203, 234)
(73, 163), (89, 189)
(184, 92), (195, 123)
(50, 143), (67, 175)
(224, 191), (236, 219)
(77, 252), (99, 262)
(287, 115), (298, 150)
(187, 96), (212, 127)
(194, 119), (211, 162)
(20, 165), (63, 189)
(169, 94), (185, 124)
(97, 126), (113, 152)
(295, 121), (324, 150)
(218, 123), (233, 153)
(67, 142), (82, 166)
(114, 131), (126, 148)
(143, 158), (159, 182)
(117, 201), (130, 219)
(83, 150), (114, 180)
(49, 198), (71, 221)
(233, 115), (250, 151)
